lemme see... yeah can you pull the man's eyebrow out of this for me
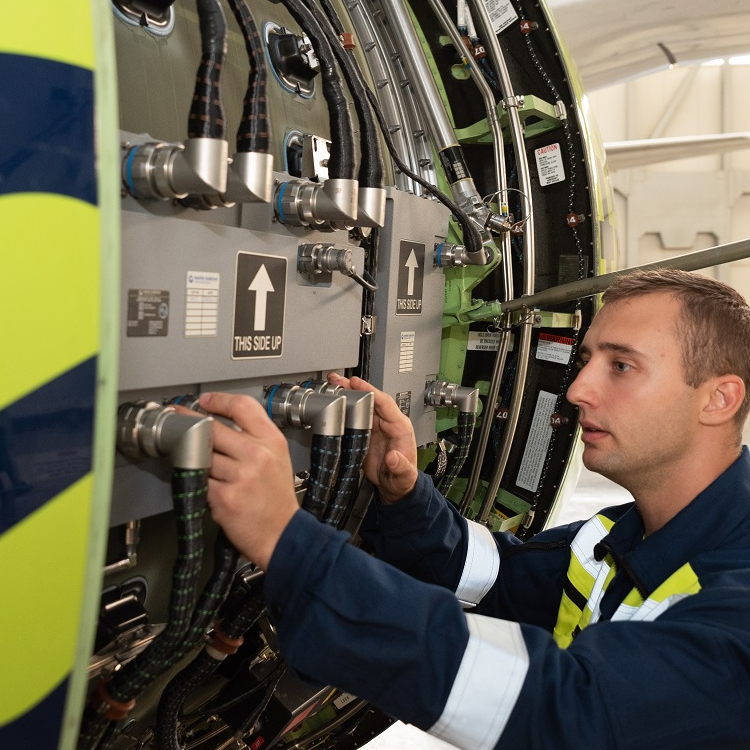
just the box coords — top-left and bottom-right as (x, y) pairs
(579, 341), (647, 358)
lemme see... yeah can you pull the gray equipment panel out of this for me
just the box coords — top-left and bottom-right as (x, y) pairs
(369, 188), (450, 447)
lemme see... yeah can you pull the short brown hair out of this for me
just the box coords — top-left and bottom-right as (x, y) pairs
(603, 268), (750, 429)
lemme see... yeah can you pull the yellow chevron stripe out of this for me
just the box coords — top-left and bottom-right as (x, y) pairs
(1, 6), (94, 70)
(0, 474), (93, 726)
(0, 194), (100, 412)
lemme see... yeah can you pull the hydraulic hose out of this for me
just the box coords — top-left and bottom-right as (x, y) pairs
(322, 429), (370, 528)
(439, 411), (477, 496)
(189, 0), (227, 140)
(227, 0), (269, 153)
(154, 529), (237, 750)
(277, 0), (355, 180)
(155, 571), (267, 750)
(304, 1), (384, 188)
(302, 433), (343, 520)
(365, 87), (485, 259)
(77, 470), (208, 750)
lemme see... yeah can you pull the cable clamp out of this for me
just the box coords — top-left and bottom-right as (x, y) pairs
(97, 678), (136, 720)
(212, 620), (245, 655)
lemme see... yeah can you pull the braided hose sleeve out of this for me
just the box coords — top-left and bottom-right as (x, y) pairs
(155, 649), (222, 750)
(226, 0), (270, 153)
(79, 471), (208, 750)
(305, 1), (383, 187)
(175, 529), (238, 660)
(219, 575), (267, 640)
(319, 0), (345, 35)
(439, 412), (477, 495)
(155, 570), (266, 750)
(323, 429), (370, 528)
(109, 471), (207, 701)
(302, 434), (343, 520)
(278, 0), (355, 180)
(188, 0), (227, 139)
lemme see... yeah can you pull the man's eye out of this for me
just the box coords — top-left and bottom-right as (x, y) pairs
(575, 358), (588, 370)
(613, 361), (631, 373)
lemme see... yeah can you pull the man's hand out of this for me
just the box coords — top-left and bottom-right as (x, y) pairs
(198, 392), (299, 570)
(327, 373), (418, 504)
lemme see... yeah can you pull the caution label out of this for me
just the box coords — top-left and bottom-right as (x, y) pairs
(536, 332), (574, 365)
(535, 142), (565, 186)
(396, 241), (424, 315)
(516, 390), (556, 493)
(485, 0), (518, 34)
(232, 252), (287, 359)
(127, 289), (169, 337)
(467, 330), (516, 352)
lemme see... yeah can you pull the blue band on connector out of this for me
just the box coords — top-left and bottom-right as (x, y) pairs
(276, 182), (288, 224)
(266, 384), (280, 419)
(436, 243), (443, 267)
(125, 146), (139, 197)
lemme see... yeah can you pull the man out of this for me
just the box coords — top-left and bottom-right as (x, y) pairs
(200, 269), (750, 749)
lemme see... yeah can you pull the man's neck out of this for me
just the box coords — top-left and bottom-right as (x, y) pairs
(631, 445), (741, 536)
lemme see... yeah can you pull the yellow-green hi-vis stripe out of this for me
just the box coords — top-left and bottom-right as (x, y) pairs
(0, 3), (119, 750)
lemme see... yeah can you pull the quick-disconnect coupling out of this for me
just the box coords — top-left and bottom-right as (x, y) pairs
(424, 381), (480, 414)
(275, 178), (359, 228)
(117, 401), (214, 469)
(302, 381), (374, 431)
(122, 137), (229, 201)
(264, 384), (346, 437)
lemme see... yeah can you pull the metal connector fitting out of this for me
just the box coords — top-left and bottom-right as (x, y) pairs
(117, 401), (214, 469)
(356, 187), (387, 228)
(298, 243), (355, 278)
(302, 382), (375, 431)
(424, 381), (480, 414)
(221, 151), (274, 203)
(275, 178), (359, 227)
(435, 242), (468, 268)
(264, 385), (346, 436)
(123, 137), (229, 200)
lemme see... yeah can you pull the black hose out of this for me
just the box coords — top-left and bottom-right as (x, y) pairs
(355, 228), (379, 382)
(156, 650), (218, 750)
(227, 0), (270, 153)
(163, 573), (267, 734)
(277, 0), (355, 180)
(438, 411), (477, 495)
(302, 434), (342, 520)
(154, 530), (238, 750)
(304, 1), (384, 188)
(78, 470), (208, 750)
(189, 0), (227, 140)
(318, 0), (345, 36)
(364, 87), (485, 258)
(323, 429), (370, 528)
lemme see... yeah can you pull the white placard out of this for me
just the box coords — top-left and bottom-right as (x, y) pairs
(536, 333), (574, 365)
(516, 390), (556, 492)
(534, 143), (566, 186)
(185, 270), (219, 337)
(399, 330), (415, 373)
(484, 0), (519, 34)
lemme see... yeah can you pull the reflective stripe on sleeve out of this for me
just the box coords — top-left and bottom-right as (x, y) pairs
(455, 520), (501, 607)
(429, 615), (529, 750)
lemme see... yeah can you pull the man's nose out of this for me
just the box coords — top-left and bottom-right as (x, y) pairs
(566, 364), (594, 407)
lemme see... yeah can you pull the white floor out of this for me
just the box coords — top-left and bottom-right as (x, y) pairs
(360, 466), (632, 750)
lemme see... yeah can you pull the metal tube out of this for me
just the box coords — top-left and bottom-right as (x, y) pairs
(425, 0), (505, 194)
(465, 0), (536, 522)
(499, 238), (750, 313)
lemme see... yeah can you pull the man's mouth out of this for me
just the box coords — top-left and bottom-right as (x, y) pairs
(579, 421), (610, 443)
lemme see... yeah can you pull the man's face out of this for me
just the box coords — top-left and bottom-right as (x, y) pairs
(566, 292), (703, 489)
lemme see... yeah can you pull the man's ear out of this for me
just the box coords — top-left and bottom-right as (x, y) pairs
(700, 375), (746, 426)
